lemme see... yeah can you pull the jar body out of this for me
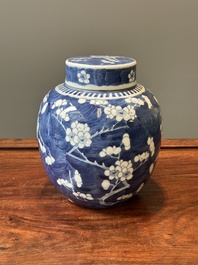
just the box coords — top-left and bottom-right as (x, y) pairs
(37, 83), (162, 208)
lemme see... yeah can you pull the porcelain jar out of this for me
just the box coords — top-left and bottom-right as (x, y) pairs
(37, 56), (162, 208)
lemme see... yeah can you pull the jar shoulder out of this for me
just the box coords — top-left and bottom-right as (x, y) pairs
(43, 83), (160, 110)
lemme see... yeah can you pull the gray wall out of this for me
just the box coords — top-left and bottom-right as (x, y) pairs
(1, 0), (198, 139)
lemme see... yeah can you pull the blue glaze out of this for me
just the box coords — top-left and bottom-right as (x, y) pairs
(67, 56), (135, 66)
(65, 56), (137, 90)
(37, 56), (162, 208)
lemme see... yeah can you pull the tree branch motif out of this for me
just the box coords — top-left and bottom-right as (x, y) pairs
(90, 124), (128, 139)
(66, 152), (108, 170)
(38, 93), (155, 206)
(100, 180), (130, 206)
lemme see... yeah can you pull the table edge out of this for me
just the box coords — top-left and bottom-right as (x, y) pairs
(0, 138), (198, 149)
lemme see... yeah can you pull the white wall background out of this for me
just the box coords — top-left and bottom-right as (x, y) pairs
(0, 0), (198, 138)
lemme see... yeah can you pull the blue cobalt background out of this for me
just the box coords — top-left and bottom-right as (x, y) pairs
(67, 56), (135, 65)
(66, 66), (136, 87)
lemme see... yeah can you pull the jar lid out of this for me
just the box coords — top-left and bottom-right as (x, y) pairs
(65, 56), (137, 91)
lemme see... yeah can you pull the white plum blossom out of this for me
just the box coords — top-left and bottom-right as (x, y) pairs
(90, 99), (108, 105)
(56, 108), (70, 121)
(125, 97), (144, 106)
(74, 170), (82, 188)
(128, 70), (135, 83)
(104, 165), (120, 180)
(115, 160), (133, 182)
(45, 155), (55, 165)
(117, 193), (133, 201)
(104, 160), (133, 182)
(147, 137), (155, 156)
(104, 104), (136, 122)
(122, 133), (131, 150)
(65, 121), (92, 149)
(77, 70), (90, 84)
(78, 98), (108, 105)
(99, 146), (121, 158)
(123, 105), (137, 121)
(78, 98), (87, 104)
(134, 152), (149, 163)
(57, 178), (73, 189)
(52, 99), (67, 109)
(104, 105), (119, 120)
(73, 191), (94, 200)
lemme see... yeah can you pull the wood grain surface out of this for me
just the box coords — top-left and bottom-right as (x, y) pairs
(0, 139), (198, 264)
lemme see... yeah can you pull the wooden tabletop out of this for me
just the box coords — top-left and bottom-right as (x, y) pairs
(0, 139), (198, 265)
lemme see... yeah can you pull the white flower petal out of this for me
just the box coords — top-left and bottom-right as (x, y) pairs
(86, 194), (94, 200)
(102, 180), (110, 190)
(45, 155), (55, 165)
(99, 151), (106, 157)
(78, 98), (86, 104)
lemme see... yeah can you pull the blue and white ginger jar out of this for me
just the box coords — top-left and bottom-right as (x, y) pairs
(37, 56), (162, 208)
